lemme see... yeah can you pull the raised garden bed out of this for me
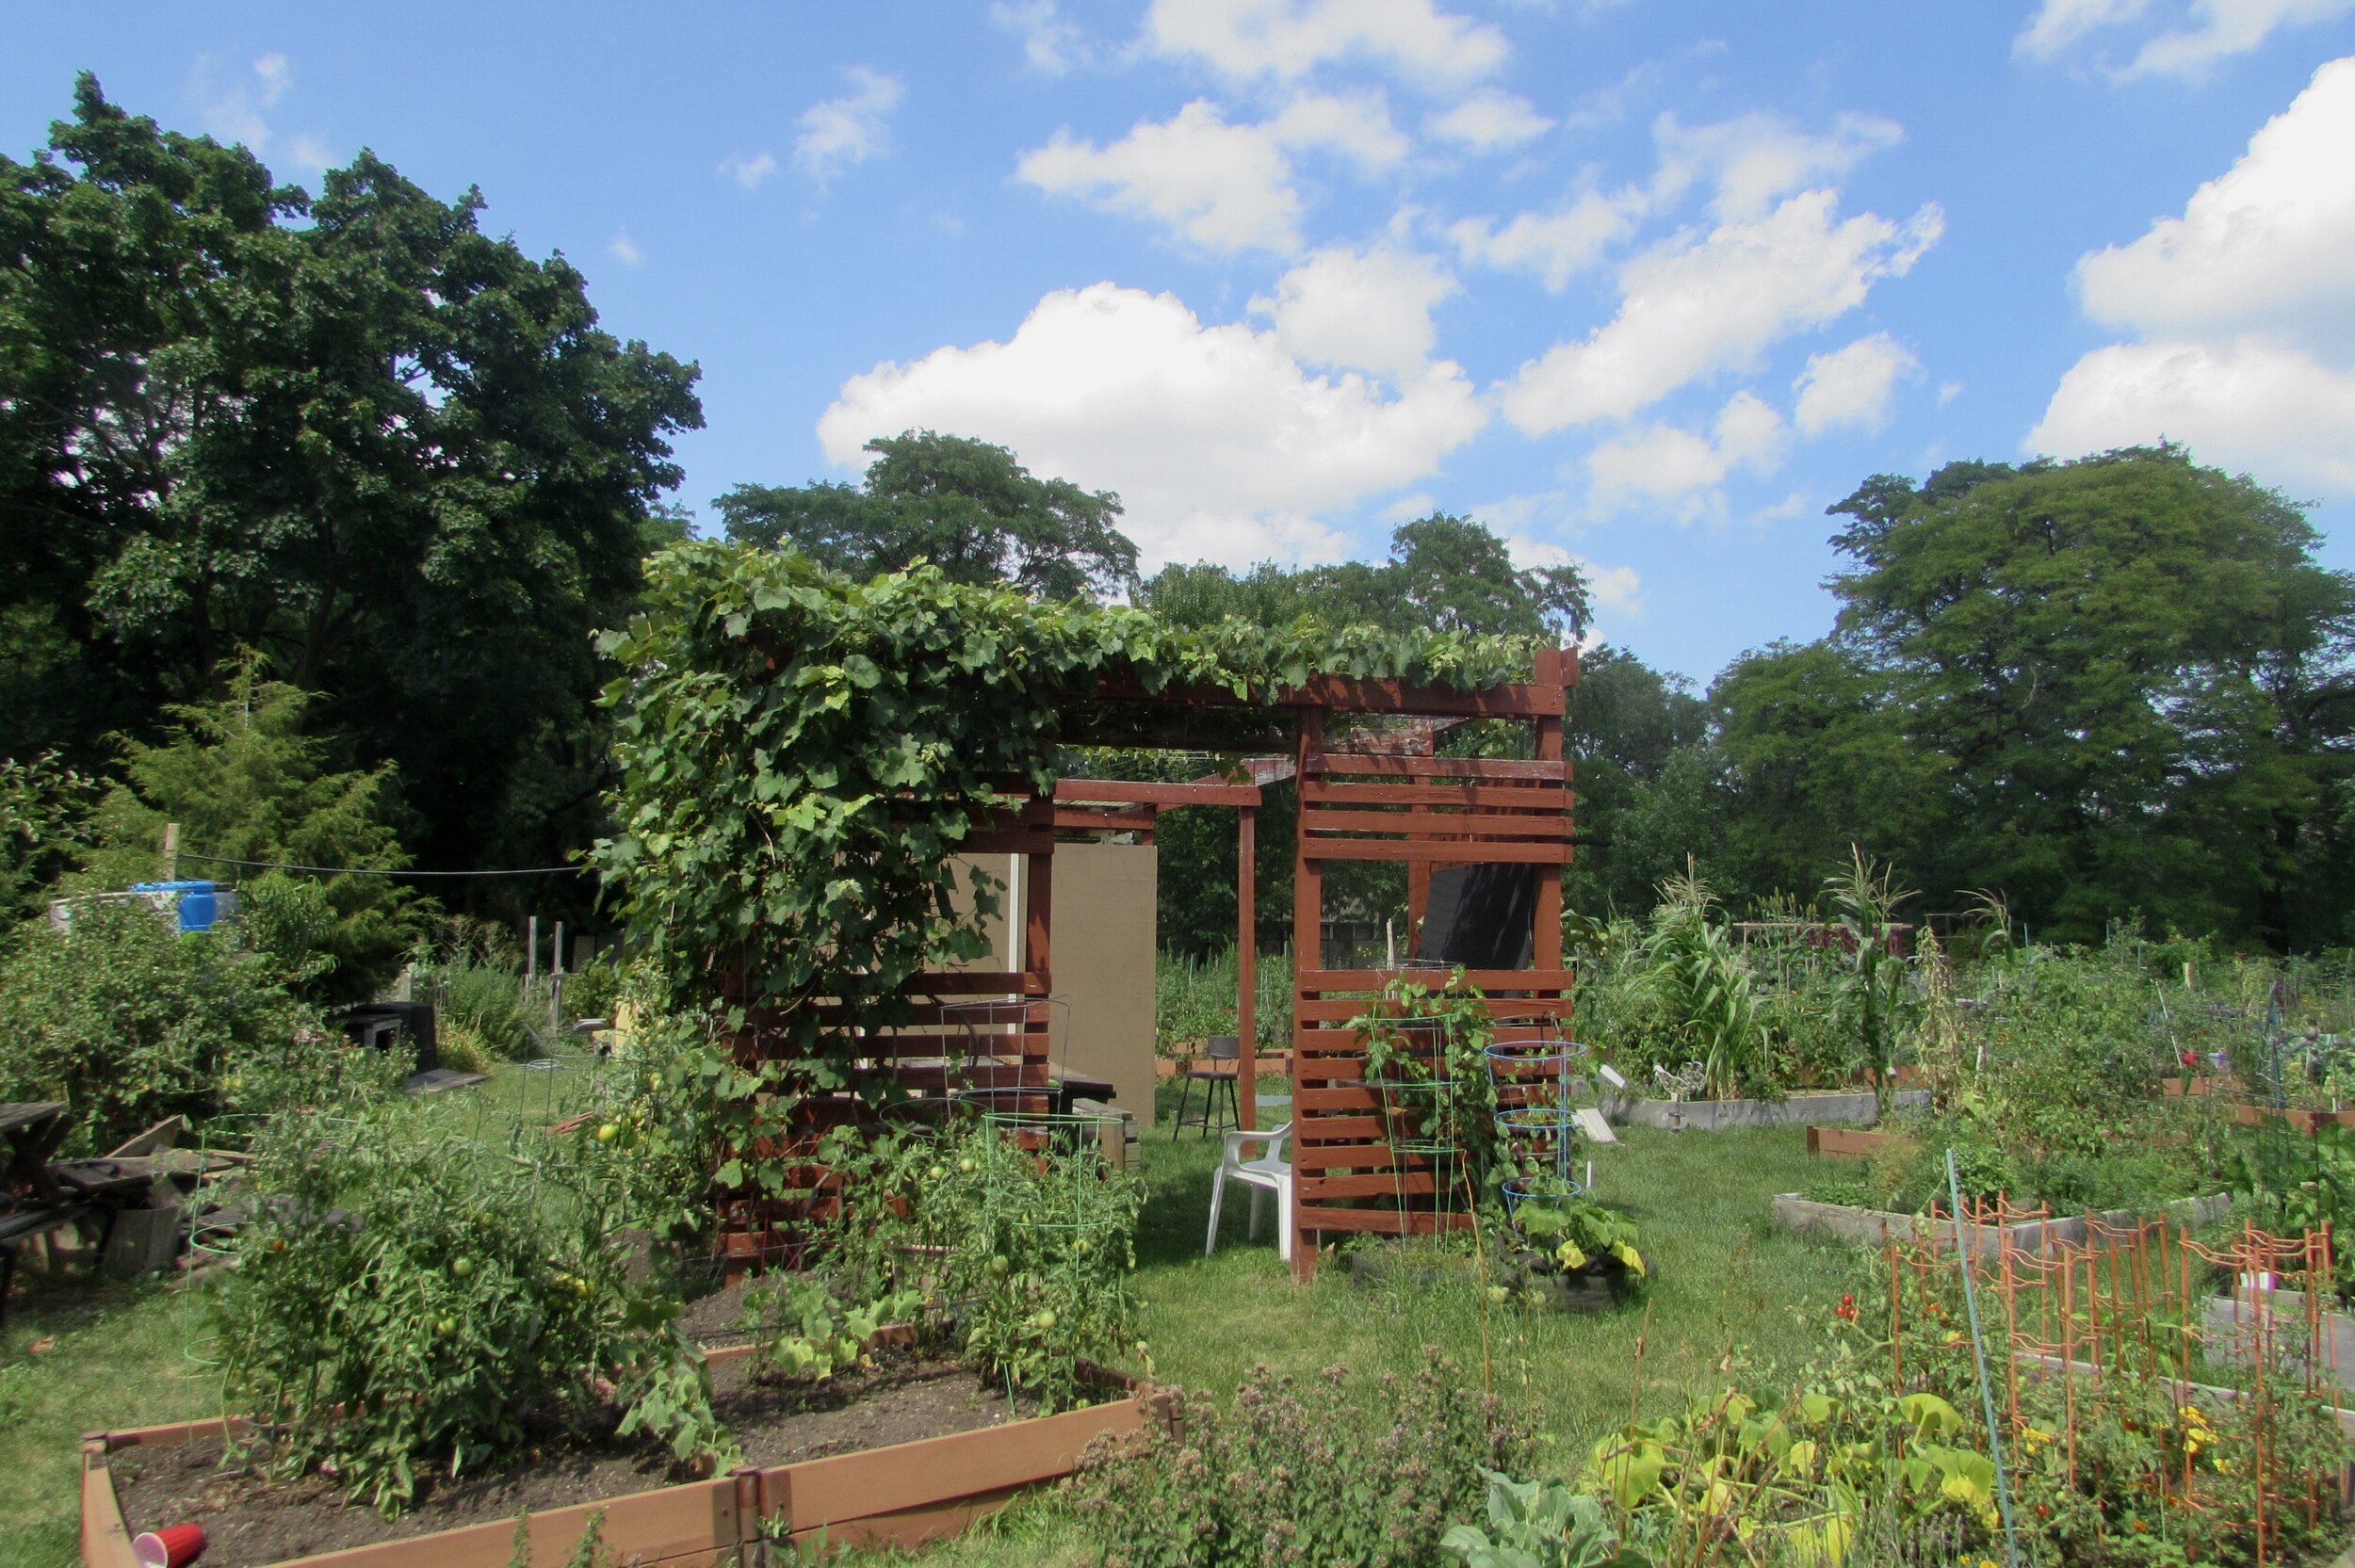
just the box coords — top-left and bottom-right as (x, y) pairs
(82, 1340), (1173, 1568)
(1770, 1190), (2233, 1256)
(1804, 1125), (1911, 1159)
(2233, 1105), (2355, 1135)
(1605, 1088), (1928, 1133)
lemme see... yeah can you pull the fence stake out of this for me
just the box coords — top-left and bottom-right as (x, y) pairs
(1948, 1149), (2022, 1568)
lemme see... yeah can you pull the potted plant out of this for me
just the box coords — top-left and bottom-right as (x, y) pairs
(1497, 1177), (1648, 1313)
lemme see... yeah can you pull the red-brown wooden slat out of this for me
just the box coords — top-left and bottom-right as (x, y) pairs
(1301, 839), (1574, 864)
(1300, 808), (1572, 838)
(1293, 1206), (1475, 1236)
(1296, 968), (1578, 992)
(1301, 782), (1567, 808)
(1308, 754), (1567, 781)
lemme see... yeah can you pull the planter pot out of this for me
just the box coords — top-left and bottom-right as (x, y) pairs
(81, 1340), (1174, 1568)
(1605, 1090), (1929, 1133)
(1770, 1191), (2233, 1257)
(1495, 1251), (1642, 1315)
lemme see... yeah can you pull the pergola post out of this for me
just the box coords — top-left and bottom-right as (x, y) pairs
(1237, 803), (1258, 1131)
(1290, 710), (1324, 1284)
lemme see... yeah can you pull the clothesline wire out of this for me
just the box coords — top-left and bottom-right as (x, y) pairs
(175, 851), (589, 878)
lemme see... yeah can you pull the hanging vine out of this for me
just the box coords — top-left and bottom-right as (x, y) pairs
(593, 542), (1538, 1102)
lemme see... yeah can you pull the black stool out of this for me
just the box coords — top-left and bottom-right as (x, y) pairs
(1173, 1035), (1242, 1138)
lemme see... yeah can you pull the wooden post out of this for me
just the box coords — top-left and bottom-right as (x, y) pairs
(1291, 711), (1324, 1284)
(1533, 645), (1567, 974)
(553, 921), (565, 977)
(526, 915), (538, 994)
(159, 822), (179, 882)
(1238, 805), (1258, 1132)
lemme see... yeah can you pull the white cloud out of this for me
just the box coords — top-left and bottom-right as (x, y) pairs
(1585, 392), (1788, 518)
(197, 52), (293, 152)
(1381, 491), (1439, 523)
(2018, 0), (2355, 76)
(818, 282), (1489, 570)
(719, 151), (779, 188)
(608, 232), (644, 267)
(2016, 0), (2151, 59)
(794, 67), (903, 183)
(1250, 245), (1457, 380)
(1580, 559), (1643, 612)
(1016, 93), (1405, 255)
(2073, 56), (2355, 344)
(1271, 89), (1412, 170)
(2031, 336), (2355, 491)
(1145, 0), (1509, 90)
(1938, 380), (1963, 406)
(2034, 58), (2355, 493)
(1425, 89), (1554, 152)
(1793, 332), (1921, 435)
(1499, 191), (1943, 433)
(993, 0), (1100, 73)
(1653, 110), (1905, 221)
(1447, 186), (1648, 290)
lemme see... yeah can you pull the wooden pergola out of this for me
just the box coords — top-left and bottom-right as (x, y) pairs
(726, 647), (1578, 1285)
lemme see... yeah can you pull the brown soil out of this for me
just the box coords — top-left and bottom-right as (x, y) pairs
(110, 1350), (1035, 1568)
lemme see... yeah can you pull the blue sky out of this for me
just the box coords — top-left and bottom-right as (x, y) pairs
(9, 2), (2355, 685)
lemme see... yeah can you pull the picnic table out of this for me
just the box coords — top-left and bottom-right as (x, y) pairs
(1, 1102), (90, 1327)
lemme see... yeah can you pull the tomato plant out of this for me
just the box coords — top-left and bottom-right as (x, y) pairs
(212, 1106), (729, 1512)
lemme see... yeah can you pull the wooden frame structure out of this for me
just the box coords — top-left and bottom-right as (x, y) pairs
(722, 646), (1578, 1284)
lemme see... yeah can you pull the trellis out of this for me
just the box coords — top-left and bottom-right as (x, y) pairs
(713, 647), (1579, 1283)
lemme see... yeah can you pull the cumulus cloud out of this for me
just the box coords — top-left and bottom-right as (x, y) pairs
(285, 132), (335, 176)
(1499, 191), (1943, 434)
(1447, 187), (1648, 290)
(719, 151), (779, 188)
(2033, 57), (2355, 493)
(2018, 0), (2355, 76)
(794, 67), (903, 183)
(818, 283), (1489, 570)
(1251, 246), (1457, 380)
(1585, 394), (1788, 519)
(2033, 337), (2355, 492)
(608, 232), (644, 267)
(1425, 89), (1554, 152)
(1793, 333), (1921, 435)
(1017, 92), (1406, 254)
(2073, 56), (2355, 344)
(1585, 392), (1788, 518)
(1653, 110), (1905, 221)
(1145, 0), (1509, 89)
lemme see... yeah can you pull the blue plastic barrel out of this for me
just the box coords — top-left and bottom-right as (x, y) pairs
(132, 880), (220, 932)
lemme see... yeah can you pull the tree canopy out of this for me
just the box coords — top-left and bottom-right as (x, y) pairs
(0, 75), (701, 896)
(715, 430), (1139, 601)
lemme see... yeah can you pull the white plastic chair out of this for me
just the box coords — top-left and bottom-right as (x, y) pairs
(1206, 1122), (1292, 1262)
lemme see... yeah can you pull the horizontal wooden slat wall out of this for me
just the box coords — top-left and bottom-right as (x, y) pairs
(717, 793), (1057, 1278)
(1289, 646), (1576, 1282)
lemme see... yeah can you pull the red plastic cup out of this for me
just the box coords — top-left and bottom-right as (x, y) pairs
(132, 1523), (205, 1567)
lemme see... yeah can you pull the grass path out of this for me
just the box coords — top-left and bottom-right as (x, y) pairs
(0, 1074), (1856, 1568)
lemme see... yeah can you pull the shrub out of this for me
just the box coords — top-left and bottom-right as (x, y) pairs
(1075, 1350), (1526, 1568)
(0, 899), (371, 1151)
(211, 1106), (724, 1512)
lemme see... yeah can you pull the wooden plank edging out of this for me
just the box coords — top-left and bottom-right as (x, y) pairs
(83, 1360), (1165, 1568)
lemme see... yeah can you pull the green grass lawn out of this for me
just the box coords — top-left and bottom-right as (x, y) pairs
(0, 1071), (1855, 1568)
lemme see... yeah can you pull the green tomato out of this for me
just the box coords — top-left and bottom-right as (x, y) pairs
(986, 1254), (1011, 1278)
(436, 1317), (458, 1337)
(596, 1123), (619, 1143)
(957, 1157), (977, 1174)
(1031, 1309), (1057, 1332)
(450, 1257), (476, 1279)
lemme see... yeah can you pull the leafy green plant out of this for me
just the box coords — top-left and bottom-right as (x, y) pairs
(739, 1275), (919, 1382)
(1822, 849), (1919, 1113)
(0, 750), (96, 931)
(1075, 1351), (1527, 1568)
(211, 1106), (727, 1511)
(1639, 872), (1773, 1101)
(1352, 968), (1502, 1185)
(1510, 1188), (1646, 1280)
(0, 897), (376, 1151)
(1442, 1471), (1650, 1568)
(595, 544), (1539, 1118)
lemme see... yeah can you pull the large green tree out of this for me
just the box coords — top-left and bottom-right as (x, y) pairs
(715, 430), (1138, 601)
(0, 77), (701, 894)
(1559, 646), (1712, 915)
(1826, 445), (2355, 946)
